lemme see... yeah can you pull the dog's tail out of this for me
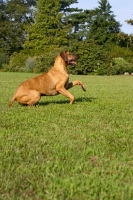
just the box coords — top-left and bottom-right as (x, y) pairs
(9, 94), (16, 107)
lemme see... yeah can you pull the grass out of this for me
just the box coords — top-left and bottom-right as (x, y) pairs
(0, 72), (133, 200)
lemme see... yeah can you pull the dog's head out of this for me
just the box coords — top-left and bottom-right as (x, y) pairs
(60, 51), (79, 66)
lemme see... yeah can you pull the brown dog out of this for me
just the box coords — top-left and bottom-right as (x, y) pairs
(9, 51), (86, 106)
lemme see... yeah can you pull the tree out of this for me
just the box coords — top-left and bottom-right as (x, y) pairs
(68, 39), (112, 75)
(59, 0), (92, 42)
(86, 0), (121, 45)
(0, 0), (35, 68)
(24, 0), (69, 55)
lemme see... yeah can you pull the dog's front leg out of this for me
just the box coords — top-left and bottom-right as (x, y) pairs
(66, 80), (86, 91)
(56, 86), (75, 104)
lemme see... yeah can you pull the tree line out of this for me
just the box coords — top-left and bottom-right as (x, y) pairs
(0, 0), (133, 75)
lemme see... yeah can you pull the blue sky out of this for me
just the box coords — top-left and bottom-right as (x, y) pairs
(73, 0), (133, 34)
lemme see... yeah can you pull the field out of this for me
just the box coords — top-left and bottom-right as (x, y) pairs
(0, 72), (133, 200)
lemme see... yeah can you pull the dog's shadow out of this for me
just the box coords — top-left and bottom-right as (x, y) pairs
(38, 97), (96, 106)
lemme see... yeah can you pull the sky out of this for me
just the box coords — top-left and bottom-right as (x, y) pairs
(73, 0), (133, 35)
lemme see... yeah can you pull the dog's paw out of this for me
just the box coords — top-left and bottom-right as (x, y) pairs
(82, 84), (86, 91)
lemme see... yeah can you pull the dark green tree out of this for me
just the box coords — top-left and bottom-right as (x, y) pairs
(0, 0), (35, 56)
(86, 0), (121, 45)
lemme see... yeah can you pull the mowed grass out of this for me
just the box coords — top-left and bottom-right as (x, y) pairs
(0, 72), (133, 200)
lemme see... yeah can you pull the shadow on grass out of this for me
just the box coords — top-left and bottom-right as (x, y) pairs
(38, 97), (96, 106)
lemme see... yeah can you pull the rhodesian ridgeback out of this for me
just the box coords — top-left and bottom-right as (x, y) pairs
(9, 51), (86, 106)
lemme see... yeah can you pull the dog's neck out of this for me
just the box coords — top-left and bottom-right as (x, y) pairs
(53, 55), (68, 73)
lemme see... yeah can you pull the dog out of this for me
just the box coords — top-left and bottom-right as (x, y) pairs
(9, 51), (86, 106)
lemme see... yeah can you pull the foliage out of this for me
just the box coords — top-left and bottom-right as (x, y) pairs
(103, 44), (133, 75)
(110, 57), (133, 75)
(1, 72), (133, 199)
(110, 45), (133, 62)
(6, 40), (133, 75)
(0, 51), (9, 70)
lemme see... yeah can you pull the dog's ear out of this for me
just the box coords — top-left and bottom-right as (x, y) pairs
(60, 52), (67, 62)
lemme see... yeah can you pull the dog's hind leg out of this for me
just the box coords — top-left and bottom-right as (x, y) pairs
(16, 90), (41, 106)
(26, 90), (41, 106)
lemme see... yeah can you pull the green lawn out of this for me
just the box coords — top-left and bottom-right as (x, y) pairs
(0, 72), (133, 200)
